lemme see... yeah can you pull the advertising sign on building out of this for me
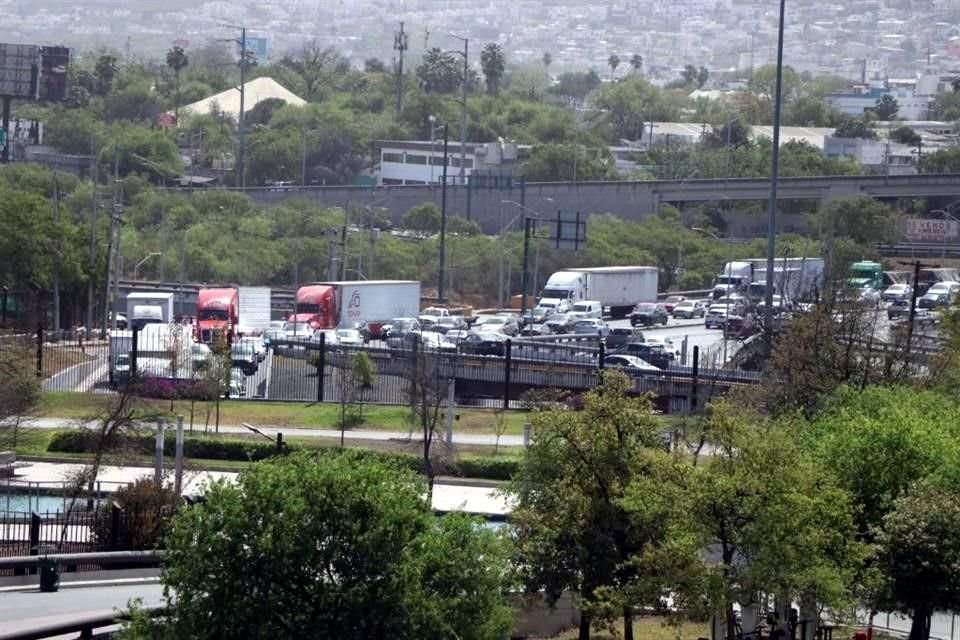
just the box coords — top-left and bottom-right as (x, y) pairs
(905, 218), (960, 242)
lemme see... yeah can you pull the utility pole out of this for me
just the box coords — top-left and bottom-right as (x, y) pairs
(232, 26), (248, 189)
(393, 22), (408, 116)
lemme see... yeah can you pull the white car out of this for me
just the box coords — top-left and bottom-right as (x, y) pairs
(334, 328), (364, 347)
(881, 283), (911, 302)
(310, 329), (339, 346)
(476, 315), (520, 336)
(642, 337), (680, 360)
(603, 354), (662, 373)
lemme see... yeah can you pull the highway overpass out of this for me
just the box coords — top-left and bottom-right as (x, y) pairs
(192, 173), (960, 237)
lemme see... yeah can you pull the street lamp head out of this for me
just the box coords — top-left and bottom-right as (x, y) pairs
(429, 114), (436, 123)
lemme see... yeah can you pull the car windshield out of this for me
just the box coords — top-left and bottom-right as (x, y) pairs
(283, 322), (309, 333)
(336, 329), (356, 337)
(634, 303), (656, 311)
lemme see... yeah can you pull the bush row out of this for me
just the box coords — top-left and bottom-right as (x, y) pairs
(46, 431), (520, 481)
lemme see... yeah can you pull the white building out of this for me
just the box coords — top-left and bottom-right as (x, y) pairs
(376, 140), (522, 186)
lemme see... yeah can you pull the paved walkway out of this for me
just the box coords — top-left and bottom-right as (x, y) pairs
(5, 461), (512, 516)
(9, 416), (527, 447)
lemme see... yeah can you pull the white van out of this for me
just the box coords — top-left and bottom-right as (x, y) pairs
(571, 300), (603, 319)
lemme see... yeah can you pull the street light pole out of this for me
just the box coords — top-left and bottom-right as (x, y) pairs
(501, 200), (549, 317)
(449, 34), (469, 184)
(692, 227), (732, 364)
(134, 252), (162, 281)
(438, 125), (450, 303)
(763, 0), (787, 353)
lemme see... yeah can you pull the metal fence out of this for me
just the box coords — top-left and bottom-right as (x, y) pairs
(9, 326), (760, 410)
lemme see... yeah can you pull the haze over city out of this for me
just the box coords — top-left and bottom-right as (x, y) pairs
(5, 0), (958, 82)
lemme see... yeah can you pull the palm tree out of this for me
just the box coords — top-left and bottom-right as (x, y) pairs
(166, 45), (189, 122)
(608, 54), (621, 80)
(480, 42), (506, 96)
(630, 54), (643, 74)
(542, 51), (552, 73)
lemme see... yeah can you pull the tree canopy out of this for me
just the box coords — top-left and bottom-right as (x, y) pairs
(159, 451), (513, 640)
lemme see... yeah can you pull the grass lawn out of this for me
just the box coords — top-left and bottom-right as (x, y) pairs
(548, 616), (709, 640)
(36, 392), (531, 435)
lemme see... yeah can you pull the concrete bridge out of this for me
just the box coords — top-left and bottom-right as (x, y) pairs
(217, 173), (960, 237)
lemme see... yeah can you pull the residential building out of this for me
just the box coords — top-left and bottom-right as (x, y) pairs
(376, 140), (521, 186)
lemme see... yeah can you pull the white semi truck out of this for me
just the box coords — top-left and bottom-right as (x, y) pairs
(712, 258), (825, 303)
(539, 266), (659, 317)
(124, 291), (176, 330)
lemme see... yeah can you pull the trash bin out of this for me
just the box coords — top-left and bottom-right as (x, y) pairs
(39, 556), (60, 592)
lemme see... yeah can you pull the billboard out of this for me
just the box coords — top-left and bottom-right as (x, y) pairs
(905, 218), (959, 242)
(240, 36), (268, 63)
(0, 44), (39, 98)
(0, 43), (70, 101)
(38, 46), (69, 102)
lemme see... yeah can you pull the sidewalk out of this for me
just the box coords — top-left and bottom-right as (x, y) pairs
(9, 417), (527, 448)
(5, 461), (512, 517)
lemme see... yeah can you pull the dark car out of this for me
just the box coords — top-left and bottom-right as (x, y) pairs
(887, 299), (910, 320)
(458, 331), (508, 356)
(612, 342), (672, 369)
(230, 343), (259, 376)
(434, 316), (467, 334)
(629, 302), (669, 327)
(605, 327), (645, 349)
(544, 312), (581, 334)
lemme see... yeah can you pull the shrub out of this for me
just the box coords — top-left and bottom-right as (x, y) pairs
(92, 478), (180, 550)
(47, 432), (520, 480)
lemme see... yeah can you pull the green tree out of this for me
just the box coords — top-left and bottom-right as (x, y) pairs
(917, 146), (960, 173)
(541, 51), (552, 73)
(277, 42), (351, 102)
(834, 115), (877, 139)
(166, 45), (189, 121)
(681, 402), (862, 640)
(511, 372), (670, 640)
(548, 70), (601, 100)
(159, 452), (513, 640)
(874, 94), (899, 121)
(363, 57), (386, 73)
(891, 125), (921, 145)
(873, 485), (960, 640)
(94, 53), (119, 96)
(799, 385), (960, 535)
(0, 341), (41, 449)
(629, 54), (643, 74)
(607, 53), (621, 79)
(416, 48), (462, 94)
(521, 143), (616, 182)
(401, 202), (442, 236)
(480, 42), (506, 96)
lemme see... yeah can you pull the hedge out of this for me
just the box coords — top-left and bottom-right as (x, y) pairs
(46, 431), (520, 481)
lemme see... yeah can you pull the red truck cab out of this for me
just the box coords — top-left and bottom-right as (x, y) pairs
(290, 284), (336, 330)
(196, 287), (239, 343)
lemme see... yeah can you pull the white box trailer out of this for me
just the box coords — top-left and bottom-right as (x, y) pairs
(323, 280), (421, 333)
(570, 266), (659, 317)
(237, 286), (272, 334)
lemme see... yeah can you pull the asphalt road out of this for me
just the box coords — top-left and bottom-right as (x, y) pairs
(0, 582), (165, 637)
(40, 315), (733, 400)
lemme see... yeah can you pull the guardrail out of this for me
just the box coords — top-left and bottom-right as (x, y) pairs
(0, 602), (165, 640)
(876, 242), (960, 258)
(0, 549), (163, 572)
